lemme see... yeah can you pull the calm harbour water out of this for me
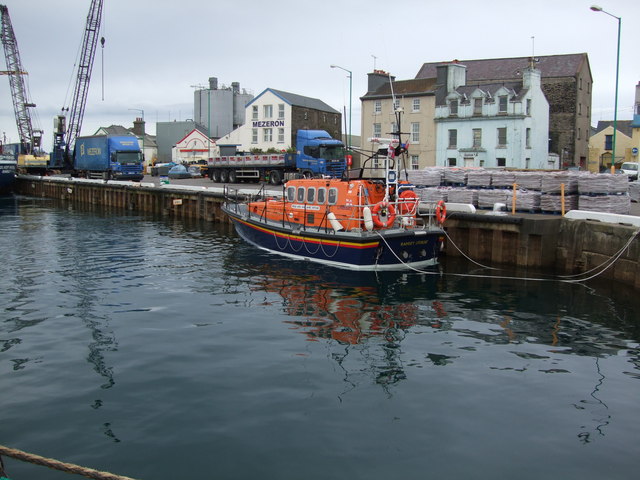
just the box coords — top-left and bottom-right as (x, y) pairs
(1, 194), (639, 480)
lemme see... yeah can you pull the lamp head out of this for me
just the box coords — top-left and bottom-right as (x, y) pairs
(590, 5), (603, 12)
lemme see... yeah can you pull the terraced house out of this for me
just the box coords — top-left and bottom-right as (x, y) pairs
(360, 53), (592, 170)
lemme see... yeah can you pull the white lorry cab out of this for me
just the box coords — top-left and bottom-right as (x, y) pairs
(621, 162), (639, 181)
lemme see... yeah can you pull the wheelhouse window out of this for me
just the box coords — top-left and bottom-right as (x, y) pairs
(328, 188), (338, 205)
(286, 186), (296, 202)
(307, 187), (316, 204)
(297, 187), (305, 203)
(317, 187), (326, 204)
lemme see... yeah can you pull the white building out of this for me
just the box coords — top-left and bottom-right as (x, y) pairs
(434, 62), (551, 169)
(217, 88), (341, 154)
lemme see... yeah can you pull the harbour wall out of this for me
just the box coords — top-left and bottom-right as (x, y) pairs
(14, 176), (640, 288)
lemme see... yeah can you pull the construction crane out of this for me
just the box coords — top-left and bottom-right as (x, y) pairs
(0, 4), (43, 155)
(51, 0), (104, 169)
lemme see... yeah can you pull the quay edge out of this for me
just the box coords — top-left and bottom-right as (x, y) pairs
(12, 175), (640, 288)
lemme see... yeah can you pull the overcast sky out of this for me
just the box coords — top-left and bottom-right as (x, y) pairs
(1, 0), (638, 150)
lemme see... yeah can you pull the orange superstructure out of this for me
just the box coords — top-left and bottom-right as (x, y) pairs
(248, 177), (420, 233)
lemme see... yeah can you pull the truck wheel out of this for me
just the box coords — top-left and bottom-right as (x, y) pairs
(228, 170), (237, 183)
(211, 170), (221, 183)
(220, 170), (229, 183)
(269, 170), (282, 185)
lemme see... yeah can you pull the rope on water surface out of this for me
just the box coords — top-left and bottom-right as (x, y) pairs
(0, 445), (138, 480)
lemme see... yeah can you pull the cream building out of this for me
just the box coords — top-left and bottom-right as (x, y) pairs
(360, 71), (437, 170)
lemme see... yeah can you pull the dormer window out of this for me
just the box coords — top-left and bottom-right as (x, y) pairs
(473, 98), (483, 116)
(498, 95), (508, 113)
(449, 99), (459, 116)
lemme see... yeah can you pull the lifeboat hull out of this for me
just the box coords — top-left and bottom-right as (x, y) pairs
(223, 204), (443, 271)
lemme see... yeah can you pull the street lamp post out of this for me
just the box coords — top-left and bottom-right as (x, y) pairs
(590, 5), (621, 175)
(330, 64), (352, 152)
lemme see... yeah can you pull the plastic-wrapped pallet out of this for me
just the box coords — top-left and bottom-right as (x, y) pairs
(478, 190), (509, 209)
(514, 171), (542, 190)
(491, 170), (516, 188)
(506, 190), (541, 211)
(415, 186), (448, 203)
(466, 169), (492, 187)
(541, 172), (570, 193)
(610, 174), (630, 194)
(447, 188), (478, 205)
(579, 194), (631, 214)
(578, 173), (612, 195)
(540, 194), (578, 213)
(629, 182), (640, 202)
(443, 168), (467, 185)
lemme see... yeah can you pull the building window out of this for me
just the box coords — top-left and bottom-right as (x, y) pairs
(526, 128), (531, 148)
(526, 99), (531, 116)
(472, 128), (482, 148)
(252, 128), (258, 144)
(498, 95), (508, 113)
(391, 122), (398, 136)
(374, 101), (382, 114)
(579, 77), (583, 90)
(411, 122), (420, 143)
(252, 106), (258, 120)
(449, 99), (458, 116)
(448, 157), (457, 167)
(605, 134), (612, 150)
(263, 105), (273, 118)
(525, 158), (530, 169)
(393, 99), (400, 111)
(579, 103), (582, 115)
(497, 127), (507, 147)
(263, 128), (273, 142)
(412, 99), (420, 112)
(410, 155), (419, 170)
(278, 128), (285, 143)
(373, 123), (381, 138)
(497, 157), (506, 167)
(448, 129), (457, 148)
(278, 104), (285, 119)
(473, 98), (482, 116)
(577, 128), (581, 140)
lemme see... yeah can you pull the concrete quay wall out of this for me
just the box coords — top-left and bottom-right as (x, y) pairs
(14, 176), (640, 288)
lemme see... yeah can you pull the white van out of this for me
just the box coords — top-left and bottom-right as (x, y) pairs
(621, 162), (639, 181)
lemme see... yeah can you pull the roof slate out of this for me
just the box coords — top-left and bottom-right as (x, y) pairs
(361, 78), (437, 99)
(416, 53), (589, 81)
(254, 88), (339, 114)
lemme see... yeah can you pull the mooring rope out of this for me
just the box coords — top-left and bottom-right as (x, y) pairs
(0, 445), (138, 480)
